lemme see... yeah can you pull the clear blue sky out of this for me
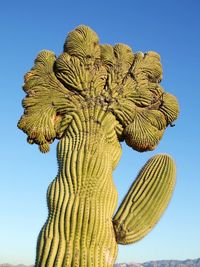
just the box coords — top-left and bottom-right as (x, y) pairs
(1, 0), (200, 265)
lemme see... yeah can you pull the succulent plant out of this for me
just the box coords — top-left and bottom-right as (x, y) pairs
(18, 25), (179, 267)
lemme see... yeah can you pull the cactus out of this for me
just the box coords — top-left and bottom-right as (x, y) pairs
(18, 25), (179, 267)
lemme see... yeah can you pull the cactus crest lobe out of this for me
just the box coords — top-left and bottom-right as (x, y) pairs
(18, 25), (179, 267)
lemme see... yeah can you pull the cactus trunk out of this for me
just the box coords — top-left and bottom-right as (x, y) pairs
(35, 108), (121, 267)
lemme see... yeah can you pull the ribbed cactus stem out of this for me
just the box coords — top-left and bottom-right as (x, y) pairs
(35, 108), (122, 267)
(113, 154), (176, 244)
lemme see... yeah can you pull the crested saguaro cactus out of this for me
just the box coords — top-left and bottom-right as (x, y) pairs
(18, 25), (179, 267)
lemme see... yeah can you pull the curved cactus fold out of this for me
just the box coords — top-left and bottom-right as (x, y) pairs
(18, 25), (179, 267)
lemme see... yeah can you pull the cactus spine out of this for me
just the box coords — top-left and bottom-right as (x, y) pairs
(18, 25), (179, 267)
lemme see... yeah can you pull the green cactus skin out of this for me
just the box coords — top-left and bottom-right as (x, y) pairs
(113, 154), (176, 244)
(18, 25), (179, 267)
(35, 110), (121, 267)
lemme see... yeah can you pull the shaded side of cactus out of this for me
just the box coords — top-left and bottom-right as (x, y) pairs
(18, 25), (179, 267)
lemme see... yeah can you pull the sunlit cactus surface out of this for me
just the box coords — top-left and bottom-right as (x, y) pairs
(18, 25), (179, 267)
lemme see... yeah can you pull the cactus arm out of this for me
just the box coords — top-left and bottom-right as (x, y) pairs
(113, 154), (176, 245)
